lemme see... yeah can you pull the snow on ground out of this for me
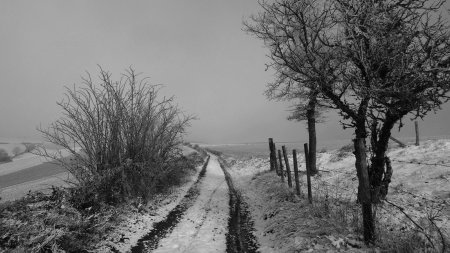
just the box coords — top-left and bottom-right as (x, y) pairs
(0, 147), (78, 202)
(226, 157), (363, 252)
(180, 145), (198, 157)
(94, 157), (213, 252)
(0, 143), (26, 156)
(0, 172), (72, 202)
(0, 146), (76, 177)
(224, 139), (450, 252)
(388, 140), (450, 197)
(152, 155), (229, 253)
(0, 153), (48, 176)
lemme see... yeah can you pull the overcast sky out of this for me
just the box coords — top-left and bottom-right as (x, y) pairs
(1, 0), (450, 144)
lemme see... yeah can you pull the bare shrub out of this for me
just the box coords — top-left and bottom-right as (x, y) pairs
(190, 144), (207, 158)
(23, 143), (37, 153)
(0, 187), (120, 252)
(37, 66), (194, 205)
(0, 148), (11, 163)
(12, 147), (21, 157)
(309, 177), (362, 233)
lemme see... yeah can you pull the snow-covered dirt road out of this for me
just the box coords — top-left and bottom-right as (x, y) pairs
(149, 155), (229, 253)
(113, 154), (260, 253)
(130, 155), (230, 252)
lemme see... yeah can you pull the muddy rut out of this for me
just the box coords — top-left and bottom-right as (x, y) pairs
(130, 156), (210, 252)
(219, 160), (259, 253)
(129, 155), (259, 252)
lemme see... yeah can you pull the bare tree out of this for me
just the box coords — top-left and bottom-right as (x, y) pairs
(244, 0), (334, 175)
(246, 0), (450, 243)
(287, 91), (327, 176)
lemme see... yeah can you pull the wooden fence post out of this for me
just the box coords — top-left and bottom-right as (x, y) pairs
(389, 136), (406, 148)
(282, 146), (292, 188)
(278, 149), (284, 182)
(415, 121), (420, 146)
(269, 138), (275, 171)
(274, 143), (280, 175)
(304, 143), (313, 204)
(292, 149), (301, 196)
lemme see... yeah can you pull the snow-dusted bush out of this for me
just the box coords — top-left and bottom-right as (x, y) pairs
(38, 67), (194, 205)
(0, 148), (11, 163)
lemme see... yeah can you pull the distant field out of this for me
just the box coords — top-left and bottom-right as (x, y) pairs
(0, 144), (198, 202)
(0, 161), (66, 189)
(0, 143), (26, 157)
(201, 140), (348, 158)
(201, 135), (450, 158)
(0, 141), (70, 202)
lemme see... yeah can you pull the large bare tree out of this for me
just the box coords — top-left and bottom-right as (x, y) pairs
(246, 0), (450, 243)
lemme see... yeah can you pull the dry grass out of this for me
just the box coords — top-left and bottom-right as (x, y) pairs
(0, 151), (206, 252)
(329, 143), (354, 162)
(0, 188), (121, 252)
(229, 153), (449, 252)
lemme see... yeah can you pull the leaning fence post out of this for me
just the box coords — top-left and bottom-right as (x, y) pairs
(304, 143), (313, 204)
(293, 149), (301, 196)
(269, 138), (275, 171)
(389, 136), (406, 148)
(278, 149), (284, 182)
(282, 146), (292, 188)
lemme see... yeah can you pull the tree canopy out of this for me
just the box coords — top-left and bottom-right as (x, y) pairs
(246, 0), (450, 243)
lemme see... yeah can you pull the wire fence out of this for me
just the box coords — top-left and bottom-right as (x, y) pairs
(268, 140), (448, 206)
(391, 159), (450, 168)
(265, 138), (449, 251)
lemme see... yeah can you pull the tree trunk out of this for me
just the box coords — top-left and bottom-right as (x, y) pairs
(353, 116), (375, 244)
(306, 94), (318, 175)
(354, 136), (375, 244)
(369, 114), (398, 202)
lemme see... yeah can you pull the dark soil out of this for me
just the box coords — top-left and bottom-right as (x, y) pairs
(130, 156), (210, 252)
(220, 160), (259, 253)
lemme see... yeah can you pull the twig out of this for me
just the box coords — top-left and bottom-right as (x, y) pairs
(384, 199), (436, 250)
(428, 216), (447, 253)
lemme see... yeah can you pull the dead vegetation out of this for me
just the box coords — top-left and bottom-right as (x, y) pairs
(0, 151), (206, 252)
(0, 188), (120, 252)
(0, 67), (203, 252)
(223, 142), (450, 252)
(35, 66), (195, 206)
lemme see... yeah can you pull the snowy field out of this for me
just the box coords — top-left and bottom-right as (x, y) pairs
(223, 139), (450, 252)
(2, 139), (449, 252)
(0, 142), (75, 202)
(0, 145), (198, 202)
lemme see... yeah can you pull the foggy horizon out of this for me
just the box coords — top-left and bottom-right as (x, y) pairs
(2, 0), (450, 145)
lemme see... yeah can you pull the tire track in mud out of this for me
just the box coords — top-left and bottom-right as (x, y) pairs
(219, 159), (259, 253)
(183, 179), (226, 244)
(130, 156), (210, 253)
